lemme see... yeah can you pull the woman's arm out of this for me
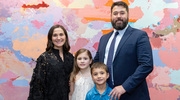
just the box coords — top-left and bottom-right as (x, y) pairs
(28, 54), (48, 100)
(69, 80), (75, 100)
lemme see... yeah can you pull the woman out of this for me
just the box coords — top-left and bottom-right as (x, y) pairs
(28, 25), (74, 100)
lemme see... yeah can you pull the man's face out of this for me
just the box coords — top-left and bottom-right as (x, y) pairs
(111, 6), (129, 30)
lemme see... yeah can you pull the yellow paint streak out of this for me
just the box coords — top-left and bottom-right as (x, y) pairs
(68, 0), (94, 8)
(53, 0), (65, 7)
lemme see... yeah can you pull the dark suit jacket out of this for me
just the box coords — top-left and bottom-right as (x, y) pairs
(94, 26), (153, 100)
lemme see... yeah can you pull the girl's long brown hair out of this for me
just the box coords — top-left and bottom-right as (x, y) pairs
(70, 48), (93, 82)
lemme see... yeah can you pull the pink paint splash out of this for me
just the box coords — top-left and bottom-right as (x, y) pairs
(75, 5), (111, 23)
(129, 0), (135, 3)
(0, 79), (29, 100)
(159, 32), (180, 70)
(154, 10), (164, 19)
(93, 0), (109, 8)
(53, 22), (69, 31)
(146, 65), (157, 88)
(154, 9), (173, 31)
(71, 38), (89, 53)
(60, 0), (74, 7)
(31, 20), (45, 29)
(167, 0), (180, 17)
(75, 4), (143, 24)
(141, 27), (154, 37)
(0, 70), (18, 79)
(93, 42), (99, 51)
(149, 87), (180, 100)
(150, 37), (162, 49)
(129, 7), (144, 20)
(151, 67), (171, 86)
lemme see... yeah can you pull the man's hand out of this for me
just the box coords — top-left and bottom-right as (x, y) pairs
(109, 85), (126, 100)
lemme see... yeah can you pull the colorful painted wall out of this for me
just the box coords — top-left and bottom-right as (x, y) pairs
(0, 0), (180, 100)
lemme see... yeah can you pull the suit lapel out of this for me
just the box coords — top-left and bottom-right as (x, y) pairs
(114, 26), (133, 59)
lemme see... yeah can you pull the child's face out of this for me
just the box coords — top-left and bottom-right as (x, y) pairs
(92, 68), (109, 85)
(77, 52), (92, 70)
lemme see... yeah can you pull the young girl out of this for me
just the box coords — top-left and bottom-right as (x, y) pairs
(69, 48), (94, 100)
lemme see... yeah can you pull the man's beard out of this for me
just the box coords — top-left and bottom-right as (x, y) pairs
(111, 18), (128, 30)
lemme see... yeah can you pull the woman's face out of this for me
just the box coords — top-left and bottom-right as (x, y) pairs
(52, 27), (66, 49)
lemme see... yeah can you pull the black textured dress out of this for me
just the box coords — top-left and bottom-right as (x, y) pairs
(28, 48), (74, 100)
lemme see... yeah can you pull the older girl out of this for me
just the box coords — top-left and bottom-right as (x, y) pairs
(69, 49), (94, 100)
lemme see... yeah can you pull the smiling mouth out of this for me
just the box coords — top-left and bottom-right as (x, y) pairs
(80, 64), (85, 66)
(116, 20), (123, 24)
(56, 40), (64, 43)
(97, 79), (103, 81)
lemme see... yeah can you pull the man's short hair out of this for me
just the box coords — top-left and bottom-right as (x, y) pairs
(111, 1), (129, 13)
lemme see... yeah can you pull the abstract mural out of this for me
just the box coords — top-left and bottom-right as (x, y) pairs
(0, 0), (180, 100)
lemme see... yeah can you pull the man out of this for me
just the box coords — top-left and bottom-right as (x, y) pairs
(94, 1), (153, 100)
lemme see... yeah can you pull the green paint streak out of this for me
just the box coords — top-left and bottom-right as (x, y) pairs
(7, 17), (11, 21)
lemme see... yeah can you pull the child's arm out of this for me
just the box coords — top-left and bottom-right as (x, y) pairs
(85, 92), (89, 100)
(69, 80), (74, 100)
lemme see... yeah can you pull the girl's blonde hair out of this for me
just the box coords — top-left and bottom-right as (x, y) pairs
(70, 48), (93, 82)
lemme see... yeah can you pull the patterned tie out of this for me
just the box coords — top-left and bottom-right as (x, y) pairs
(107, 31), (119, 88)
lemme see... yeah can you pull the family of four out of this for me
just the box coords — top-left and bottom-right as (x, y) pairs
(28, 1), (153, 100)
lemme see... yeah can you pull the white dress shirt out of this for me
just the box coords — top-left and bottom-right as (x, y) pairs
(104, 25), (128, 64)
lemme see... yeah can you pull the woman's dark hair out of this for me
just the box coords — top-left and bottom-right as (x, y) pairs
(111, 1), (129, 13)
(46, 24), (70, 53)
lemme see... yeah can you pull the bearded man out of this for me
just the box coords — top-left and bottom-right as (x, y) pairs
(94, 1), (153, 100)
